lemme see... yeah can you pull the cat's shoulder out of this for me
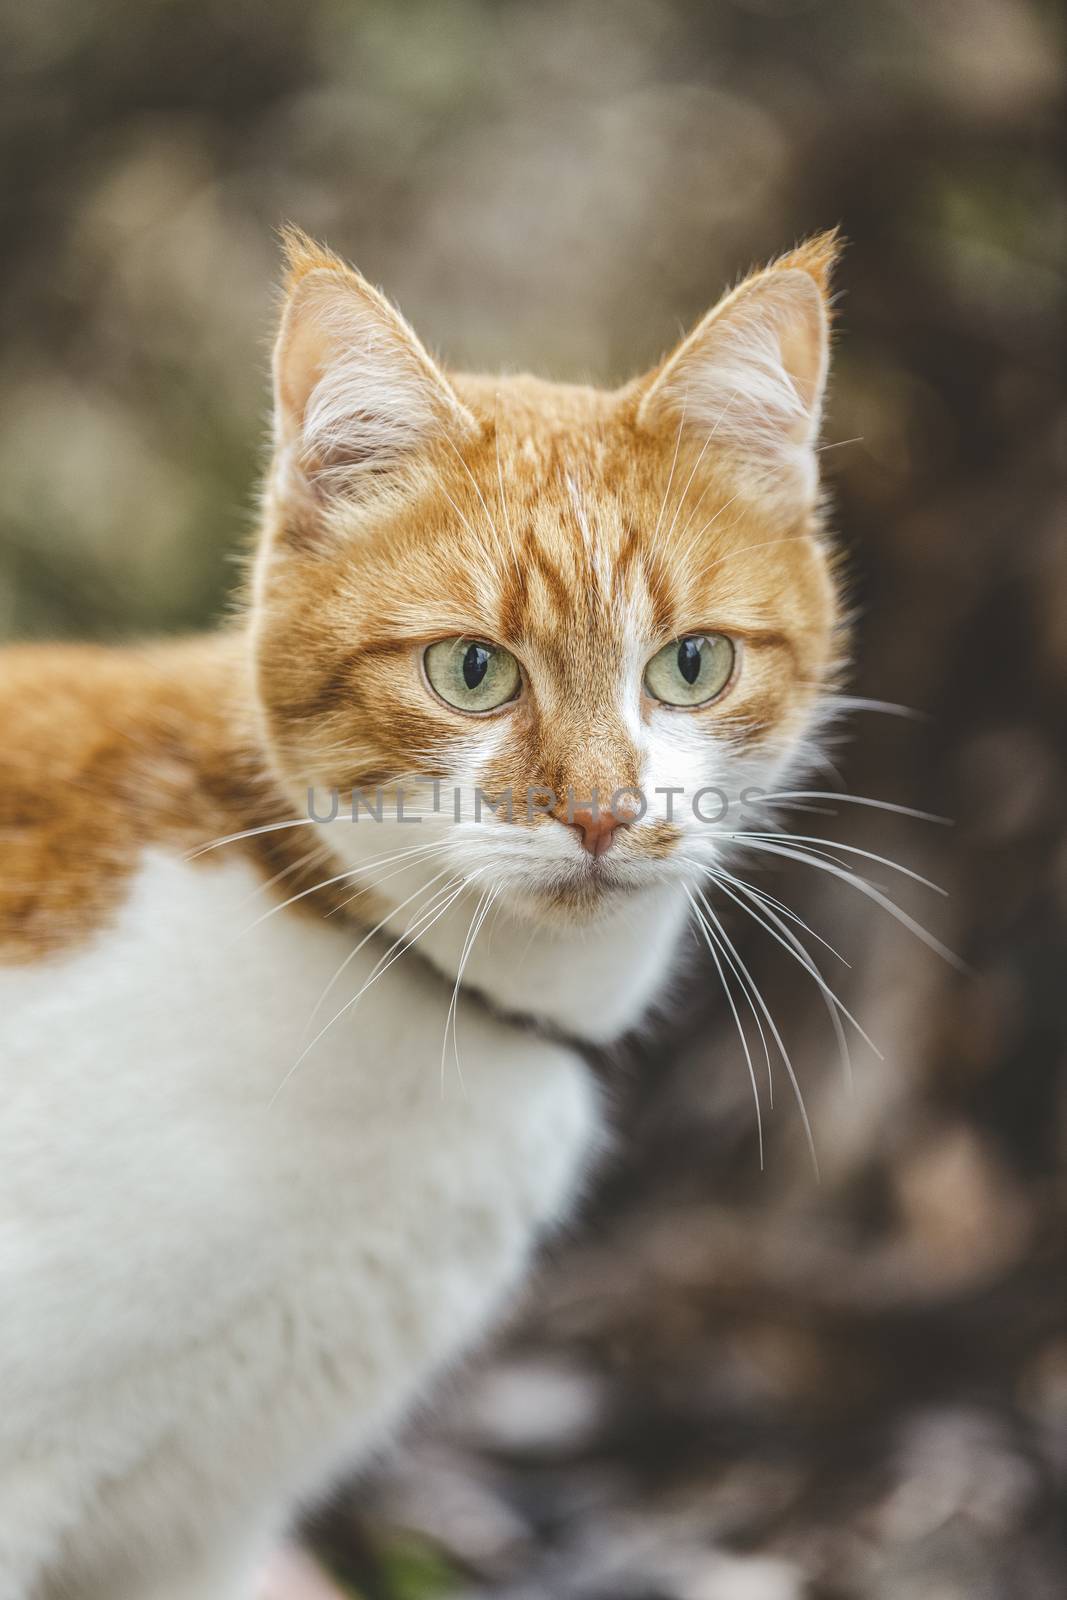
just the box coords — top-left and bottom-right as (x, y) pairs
(0, 633), (274, 962)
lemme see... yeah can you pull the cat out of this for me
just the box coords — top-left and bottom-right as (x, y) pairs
(0, 227), (842, 1599)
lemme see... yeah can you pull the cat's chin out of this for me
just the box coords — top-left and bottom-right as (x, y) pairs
(501, 862), (680, 929)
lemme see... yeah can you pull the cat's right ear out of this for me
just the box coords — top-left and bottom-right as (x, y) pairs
(271, 229), (476, 528)
(633, 231), (840, 516)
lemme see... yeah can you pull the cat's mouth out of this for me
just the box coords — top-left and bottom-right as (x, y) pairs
(511, 849), (676, 919)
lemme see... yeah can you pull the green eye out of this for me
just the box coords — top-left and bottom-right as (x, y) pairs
(423, 637), (521, 713)
(644, 634), (736, 707)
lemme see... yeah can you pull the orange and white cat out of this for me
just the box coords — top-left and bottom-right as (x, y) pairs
(0, 230), (841, 1599)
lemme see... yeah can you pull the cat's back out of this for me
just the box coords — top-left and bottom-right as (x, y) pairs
(0, 633), (266, 964)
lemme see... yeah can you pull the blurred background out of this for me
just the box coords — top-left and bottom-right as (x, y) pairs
(2, 1), (1064, 1595)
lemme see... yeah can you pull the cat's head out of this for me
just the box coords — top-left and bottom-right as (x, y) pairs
(250, 230), (844, 925)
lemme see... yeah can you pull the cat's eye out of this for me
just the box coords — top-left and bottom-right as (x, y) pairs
(423, 637), (522, 714)
(644, 634), (736, 708)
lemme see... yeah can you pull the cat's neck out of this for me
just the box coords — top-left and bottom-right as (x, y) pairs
(305, 832), (692, 1045)
(388, 878), (692, 1043)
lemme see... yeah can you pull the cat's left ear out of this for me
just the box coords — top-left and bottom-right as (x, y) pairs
(635, 231), (840, 510)
(271, 229), (476, 522)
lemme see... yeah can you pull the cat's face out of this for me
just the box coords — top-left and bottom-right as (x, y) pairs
(251, 232), (842, 925)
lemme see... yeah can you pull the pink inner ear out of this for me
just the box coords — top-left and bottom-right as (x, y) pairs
(638, 267), (829, 479)
(273, 270), (475, 492)
(698, 271), (828, 446)
(767, 274), (829, 429)
(777, 315), (826, 442)
(274, 287), (335, 446)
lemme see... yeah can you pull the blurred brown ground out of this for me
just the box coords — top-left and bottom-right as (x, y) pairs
(1, 2), (1064, 1596)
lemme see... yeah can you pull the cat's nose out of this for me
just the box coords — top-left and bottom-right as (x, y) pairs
(563, 805), (631, 858)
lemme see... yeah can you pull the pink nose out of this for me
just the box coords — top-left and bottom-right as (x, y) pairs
(563, 805), (631, 858)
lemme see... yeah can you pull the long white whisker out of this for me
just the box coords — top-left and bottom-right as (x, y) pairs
(326, 840), (460, 918)
(269, 872), (481, 1106)
(725, 879), (863, 1094)
(822, 696), (929, 722)
(815, 435), (865, 454)
(687, 876), (776, 1107)
(734, 832), (948, 896)
(684, 886), (764, 1168)
(300, 862), (459, 1047)
(711, 873), (882, 1063)
(185, 816), (322, 859)
(234, 844), (328, 911)
(754, 791), (950, 825)
(690, 843), (868, 1095)
(696, 886), (819, 1177)
(441, 887), (487, 1100)
(686, 857), (848, 967)
(237, 837), (454, 938)
(703, 893), (776, 1111)
(441, 885), (498, 1099)
(731, 878), (857, 1094)
(236, 867), (361, 937)
(735, 839), (965, 971)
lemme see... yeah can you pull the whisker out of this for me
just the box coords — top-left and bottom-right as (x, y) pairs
(441, 887), (486, 1100)
(441, 884), (498, 1099)
(662, 390), (740, 549)
(185, 766), (439, 863)
(325, 839), (459, 918)
(433, 460), (505, 572)
(721, 878), (865, 1094)
(652, 397), (688, 545)
(733, 832), (948, 896)
(755, 800), (840, 817)
(300, 861), (460, 1047)
(690, 878), (776, 1107)
(236, 867), (361, 938)
(684, 855), (847, 966)
(185, 816), (322, 860)
(684, 886), (765, 1168)
(234, 844), (329, 911)
(442, 433), (510, 563)
(754, 791), (950, 825)
(685, 530), (801, 587)
(734, 838), (966, 971)
(822, 695), (929, 722)
(695, 885), (819, 1176)
(711, 873), (882, 1062)
(705, 829), (869, 885)
(815, 435), (864, 454)
(710, 902), (776, 1111)
(686, 848), (866, 1097)
(237, 837), (453, 939)
(678, 489), (745, 574)
(269, 871), (482, 1106)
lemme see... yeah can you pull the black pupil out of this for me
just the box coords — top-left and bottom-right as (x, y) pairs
(463, 643), (491, 690)
(677, 637), (703, 685)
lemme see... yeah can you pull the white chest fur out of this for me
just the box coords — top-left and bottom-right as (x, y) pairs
(0, 851), (599, 1599)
